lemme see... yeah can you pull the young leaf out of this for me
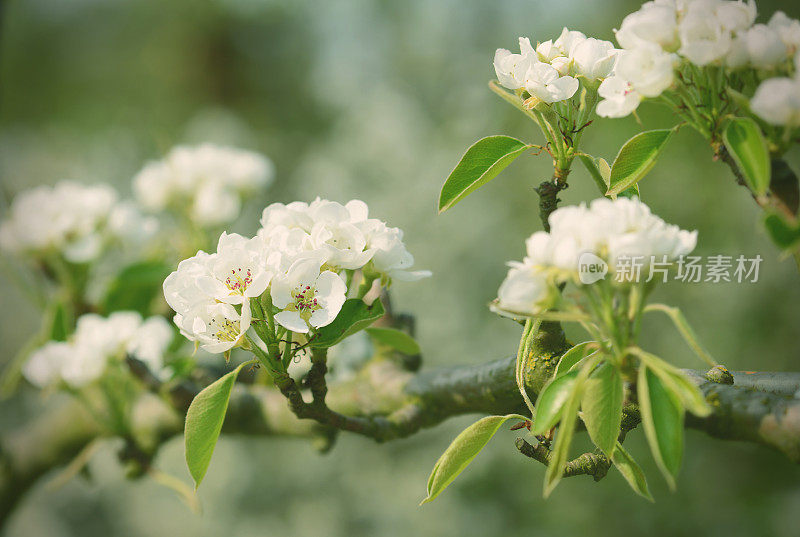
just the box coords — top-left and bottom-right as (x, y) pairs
(102, 261), (173, 316)
(577, 154), (609, 195)
(638, 366), (684, 490)
(438, 135), (532, 213)
(632, 348), (711, 418)
(723, 117), (771, 196)
(365, 327), (420, 355)
(611, 441), (653, 501)
(662, 370), (712, 418)
(49, 300), (73, 342)
(311, 299), (385, 348)
(763, 213), (800, 250)
(554, 341), (598, 378)
(607, 129), (673, 196)
(185, 362), (248, 489)
(581, 362), (624, 457)
(531, 369), (579, 435)
(618, 183), (641, 200)
(544, 371), (586, 497)
(643, 304), (716, 368)
(421, 414), (526, 504)
(598, 158), (611, 184)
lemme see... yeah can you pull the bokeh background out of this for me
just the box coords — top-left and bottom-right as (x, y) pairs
(2, 0), (800, 535)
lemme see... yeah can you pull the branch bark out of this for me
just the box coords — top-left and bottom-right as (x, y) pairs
(3, 338), (800, 525)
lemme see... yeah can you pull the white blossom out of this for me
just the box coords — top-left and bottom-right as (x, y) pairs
(615, 2), (680, 51)
(768, 11), (800, 56)
(553, 28), (588, 58)
(60, 345), (107, 388)
(192, 180), (243, 227)
(270, 257), (347, 333)
(133, 143), (273, 227)
(571, 38), (618, 81)
(570, 197), (697, 268)
(176, 301), (252, 354)
(536, 40), (560, 62)
(258, 199), (371, 269)
(493, 38), (537, 90)
(715, 0), (757, 33)
(163, 241), (263, 352)
(678, 1), (733, 66)
(166, 198), (428, 343)
(163, 251), (216, 317)
(523, 62), (580, 103)
(750, 76), (800, 126)
(0, 181), (118, 263)
(195, 232), (276, 305)
(127, 316), (175, 375)
(23, 342), (72, 389)
(492, 264), (552, 318)
(22, 312), (175, 389)
(725, 34), (751, 67)
(597, 76), (642, 118)
(75, 312), (143, 357)
(358, 219), (432, 282)
(493, 198), (696, 319)
(258, 198), (430, 281)
(616, 44), (676, 97)
(307, 199), (374, 269)
(107, 201), (159, 245)
(744, 23), (790, 68)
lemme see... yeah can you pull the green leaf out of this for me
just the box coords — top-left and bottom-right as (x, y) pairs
(554, 341), (598, 378)
(544, 371), (585, 497)
(764, 213), (800, 250)
(311, 299), (385, 348)
(723, 117), (771, 196)
(365, 327), (420, 355)
(663, 370), (712, 418)
(633, 349), (711, 418)
(421, 413), (526, 504)
(577, 154), (609, 195)
(531, 369), (579, 435)
(638, 366), (684, 490)
(607, 129), (673, 197)
(611, 441), (653, 501)
(598, 158), (611, 184)
(618, 183), (641, 200)
(49, 300), (73, 342)
(581, 362), (624, 456)
(102, 261), (173, 316)
(185, 362), (248, 489)
(438, 135), (532, 213)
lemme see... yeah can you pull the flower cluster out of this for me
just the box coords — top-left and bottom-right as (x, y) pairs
(598, 0), (800, 119)
(22, 312), (174, 389)
(134, 143), (274, 227)
(0, 181), (157, 263)
(494, 28), (617, 103)
(164, 198), (429, 352)
(494, 197), (697, 317)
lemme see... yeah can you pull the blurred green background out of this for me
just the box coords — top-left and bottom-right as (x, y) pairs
(2, 0), (800, 535)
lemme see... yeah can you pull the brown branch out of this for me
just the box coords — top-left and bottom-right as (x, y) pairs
(4, 335), (800, 527)
(515, 438), (611, 481)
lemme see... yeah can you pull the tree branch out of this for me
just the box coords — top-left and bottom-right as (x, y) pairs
(515, 438), (611, 481)
(3, 337), (800, 526)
